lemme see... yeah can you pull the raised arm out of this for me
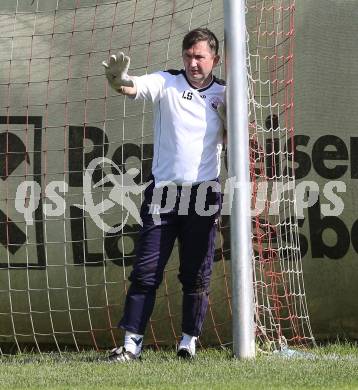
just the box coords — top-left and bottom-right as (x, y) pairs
(102, 52), (137, 97)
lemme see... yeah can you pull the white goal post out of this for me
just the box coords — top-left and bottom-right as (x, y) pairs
(224, 0), (255, 359)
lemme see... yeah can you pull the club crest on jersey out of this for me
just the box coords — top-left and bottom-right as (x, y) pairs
(208, 96), (222, 111)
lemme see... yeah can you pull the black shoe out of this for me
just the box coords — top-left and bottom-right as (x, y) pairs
(177, 346), (195, 359)
(105, 346), (141, 362)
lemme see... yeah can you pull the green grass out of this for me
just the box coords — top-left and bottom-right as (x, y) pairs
(0, 344), (358, 390)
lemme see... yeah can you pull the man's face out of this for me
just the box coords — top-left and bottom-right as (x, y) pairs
(182, 40), (220, 88)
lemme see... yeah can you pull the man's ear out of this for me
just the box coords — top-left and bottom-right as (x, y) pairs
(213, 54), (220, 67)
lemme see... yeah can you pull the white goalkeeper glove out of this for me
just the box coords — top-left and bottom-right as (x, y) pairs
(102, 52), (134, 91)
(217, 101), (227, 129)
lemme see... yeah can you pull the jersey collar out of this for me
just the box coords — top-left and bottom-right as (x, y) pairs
(182, 70), (215, 92)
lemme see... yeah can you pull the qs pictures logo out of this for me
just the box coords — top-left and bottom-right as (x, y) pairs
(75, 157), (150, 233)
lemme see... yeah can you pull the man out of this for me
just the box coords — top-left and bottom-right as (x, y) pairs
(102, 27), (226, 362)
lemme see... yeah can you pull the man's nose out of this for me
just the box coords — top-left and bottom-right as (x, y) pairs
(190, 58), (198, 67)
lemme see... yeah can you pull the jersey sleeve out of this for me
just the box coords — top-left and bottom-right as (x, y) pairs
(133, 71), (167, 103)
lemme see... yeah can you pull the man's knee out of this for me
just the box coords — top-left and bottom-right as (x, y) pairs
(183, 286), (209, 296)
(179, 274), (210, 294)
(178, 272), (211, 294)
(129, 274), (162, 292)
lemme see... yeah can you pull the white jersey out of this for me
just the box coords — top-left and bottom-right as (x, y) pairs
(133, 70), (225, 185)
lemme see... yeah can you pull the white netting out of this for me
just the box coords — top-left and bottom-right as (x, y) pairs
(0, 0), (314, 354)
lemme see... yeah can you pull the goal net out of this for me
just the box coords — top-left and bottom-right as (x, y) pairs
(0, 0), (314, 354)
(246, 0), (314, 350)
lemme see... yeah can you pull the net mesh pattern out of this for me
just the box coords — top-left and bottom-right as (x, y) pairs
(0, 0), (314, 354)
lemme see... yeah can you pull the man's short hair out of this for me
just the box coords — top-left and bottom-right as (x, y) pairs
(182, 28), (219, 55)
